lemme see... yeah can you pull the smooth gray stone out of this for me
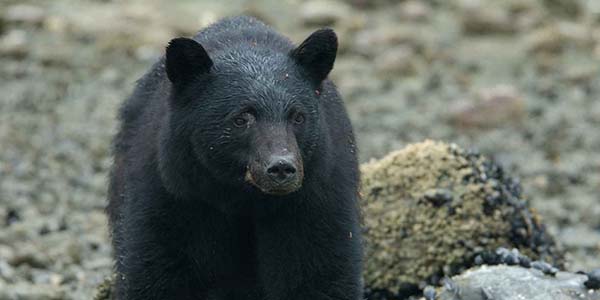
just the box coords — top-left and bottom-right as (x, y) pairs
(438, 265), (600, 300)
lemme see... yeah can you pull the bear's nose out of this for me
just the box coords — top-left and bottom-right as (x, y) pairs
(266, 156), (297, 183)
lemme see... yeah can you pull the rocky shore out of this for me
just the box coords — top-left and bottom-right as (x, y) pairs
(1, 0), (599, 299)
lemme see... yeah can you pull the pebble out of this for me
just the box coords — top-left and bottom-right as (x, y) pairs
(135, 45), (162, 62)
(449, 85), (525, 129)
(423, 188), (454, 207)
(0, 30), (29, 58)
(531, 260), (558, 276)
(460, 3), (515, 35)
(397, 0), (430, 22)
(31, 269), (64, 286)
(542, 0), (582, 18)
(299, 0), (352, 26)
(43, 16), (69, 33)
(374, 46), (417, 77)
(353, 26), (422, 56)
(526, 22), (592, 55)
(3, 4), (47, 26)
(0, 259), (15, 280)
(586, 269), (600, 289)
(474, 255), (484, 265)
(423, 285), (436, 300)
(9, 251), (50, 269)
(519, 255), (532, 268)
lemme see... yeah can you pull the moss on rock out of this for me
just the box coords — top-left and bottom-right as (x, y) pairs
(360, 140), (563, 295)
(93, 276), (115, 300)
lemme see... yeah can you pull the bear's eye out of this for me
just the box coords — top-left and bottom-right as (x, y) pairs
(233, 112), (255, 128)
(293, 113), (305, 125)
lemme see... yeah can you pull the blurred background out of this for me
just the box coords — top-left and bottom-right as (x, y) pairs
(1, 0), (600, 298)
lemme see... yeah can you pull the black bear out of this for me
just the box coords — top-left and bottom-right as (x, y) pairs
(107, 16), (362, 300)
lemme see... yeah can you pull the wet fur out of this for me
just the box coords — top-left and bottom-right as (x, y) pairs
(108, 16), (362, 300)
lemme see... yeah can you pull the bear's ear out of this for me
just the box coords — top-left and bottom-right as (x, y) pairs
(166, 38), (213, 86)
(290, 29), (338, 85)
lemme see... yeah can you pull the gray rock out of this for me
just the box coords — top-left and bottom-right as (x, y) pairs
(437, 265), (600, 300)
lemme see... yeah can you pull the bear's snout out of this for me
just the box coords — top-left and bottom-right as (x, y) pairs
(246, 152), (303, 196)
(266, 155), (298, 183)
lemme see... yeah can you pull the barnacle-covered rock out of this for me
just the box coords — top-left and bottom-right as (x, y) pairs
(361, 140), (563, 295)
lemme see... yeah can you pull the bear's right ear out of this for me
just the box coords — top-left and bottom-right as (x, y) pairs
(165, 38), (213, 86)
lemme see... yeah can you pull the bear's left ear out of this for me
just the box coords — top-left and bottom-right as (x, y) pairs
(290, 29), (338, 85)
(166, 37), (213, 86)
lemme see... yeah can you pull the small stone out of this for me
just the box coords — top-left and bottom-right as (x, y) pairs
(586, 269), (600, 289)
(31, 269), (63, 286)
(0, 30), (29, 58)
(5, 208), (21, 226)
(100, 68), (121, 84)
(449, 85), (525, 129)
(135, 45), (161, 62)
(423, 285), (436, 300)
(3, 4), (46, 26)
(374, 46), (417, 77)
(526, 26), (564, 54)
(9, 251), (49, 269)
(460, 3), (515, 35)
(0, 259), (15, 280)
(542, 0), (582, 18)
(519, 256), (532, 268)
(353, 26), (422, 56)
(397, 0), (430, 22)
(531, 261), (558, 276)
(423, 189), (454, 207)
(43, 16), (69, 33)
(494, 247), (521, 265)
(504, 252), (520, 266)
(474, 255), (484, 265)
(300, 0), (352, 26)
(526, 23), (591, 55)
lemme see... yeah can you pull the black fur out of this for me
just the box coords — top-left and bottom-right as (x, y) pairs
(108, 16), (362, 300)
(165, 37), (213, 89)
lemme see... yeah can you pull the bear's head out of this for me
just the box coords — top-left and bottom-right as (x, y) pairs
(162, 29), (337, 197)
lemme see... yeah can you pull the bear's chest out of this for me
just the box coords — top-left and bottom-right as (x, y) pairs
(187, 211), (258, 279)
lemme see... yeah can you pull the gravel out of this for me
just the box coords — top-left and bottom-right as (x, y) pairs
(1, 0), (599, 298)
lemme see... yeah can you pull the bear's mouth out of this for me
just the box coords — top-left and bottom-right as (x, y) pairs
(244, 165), (303, 196)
